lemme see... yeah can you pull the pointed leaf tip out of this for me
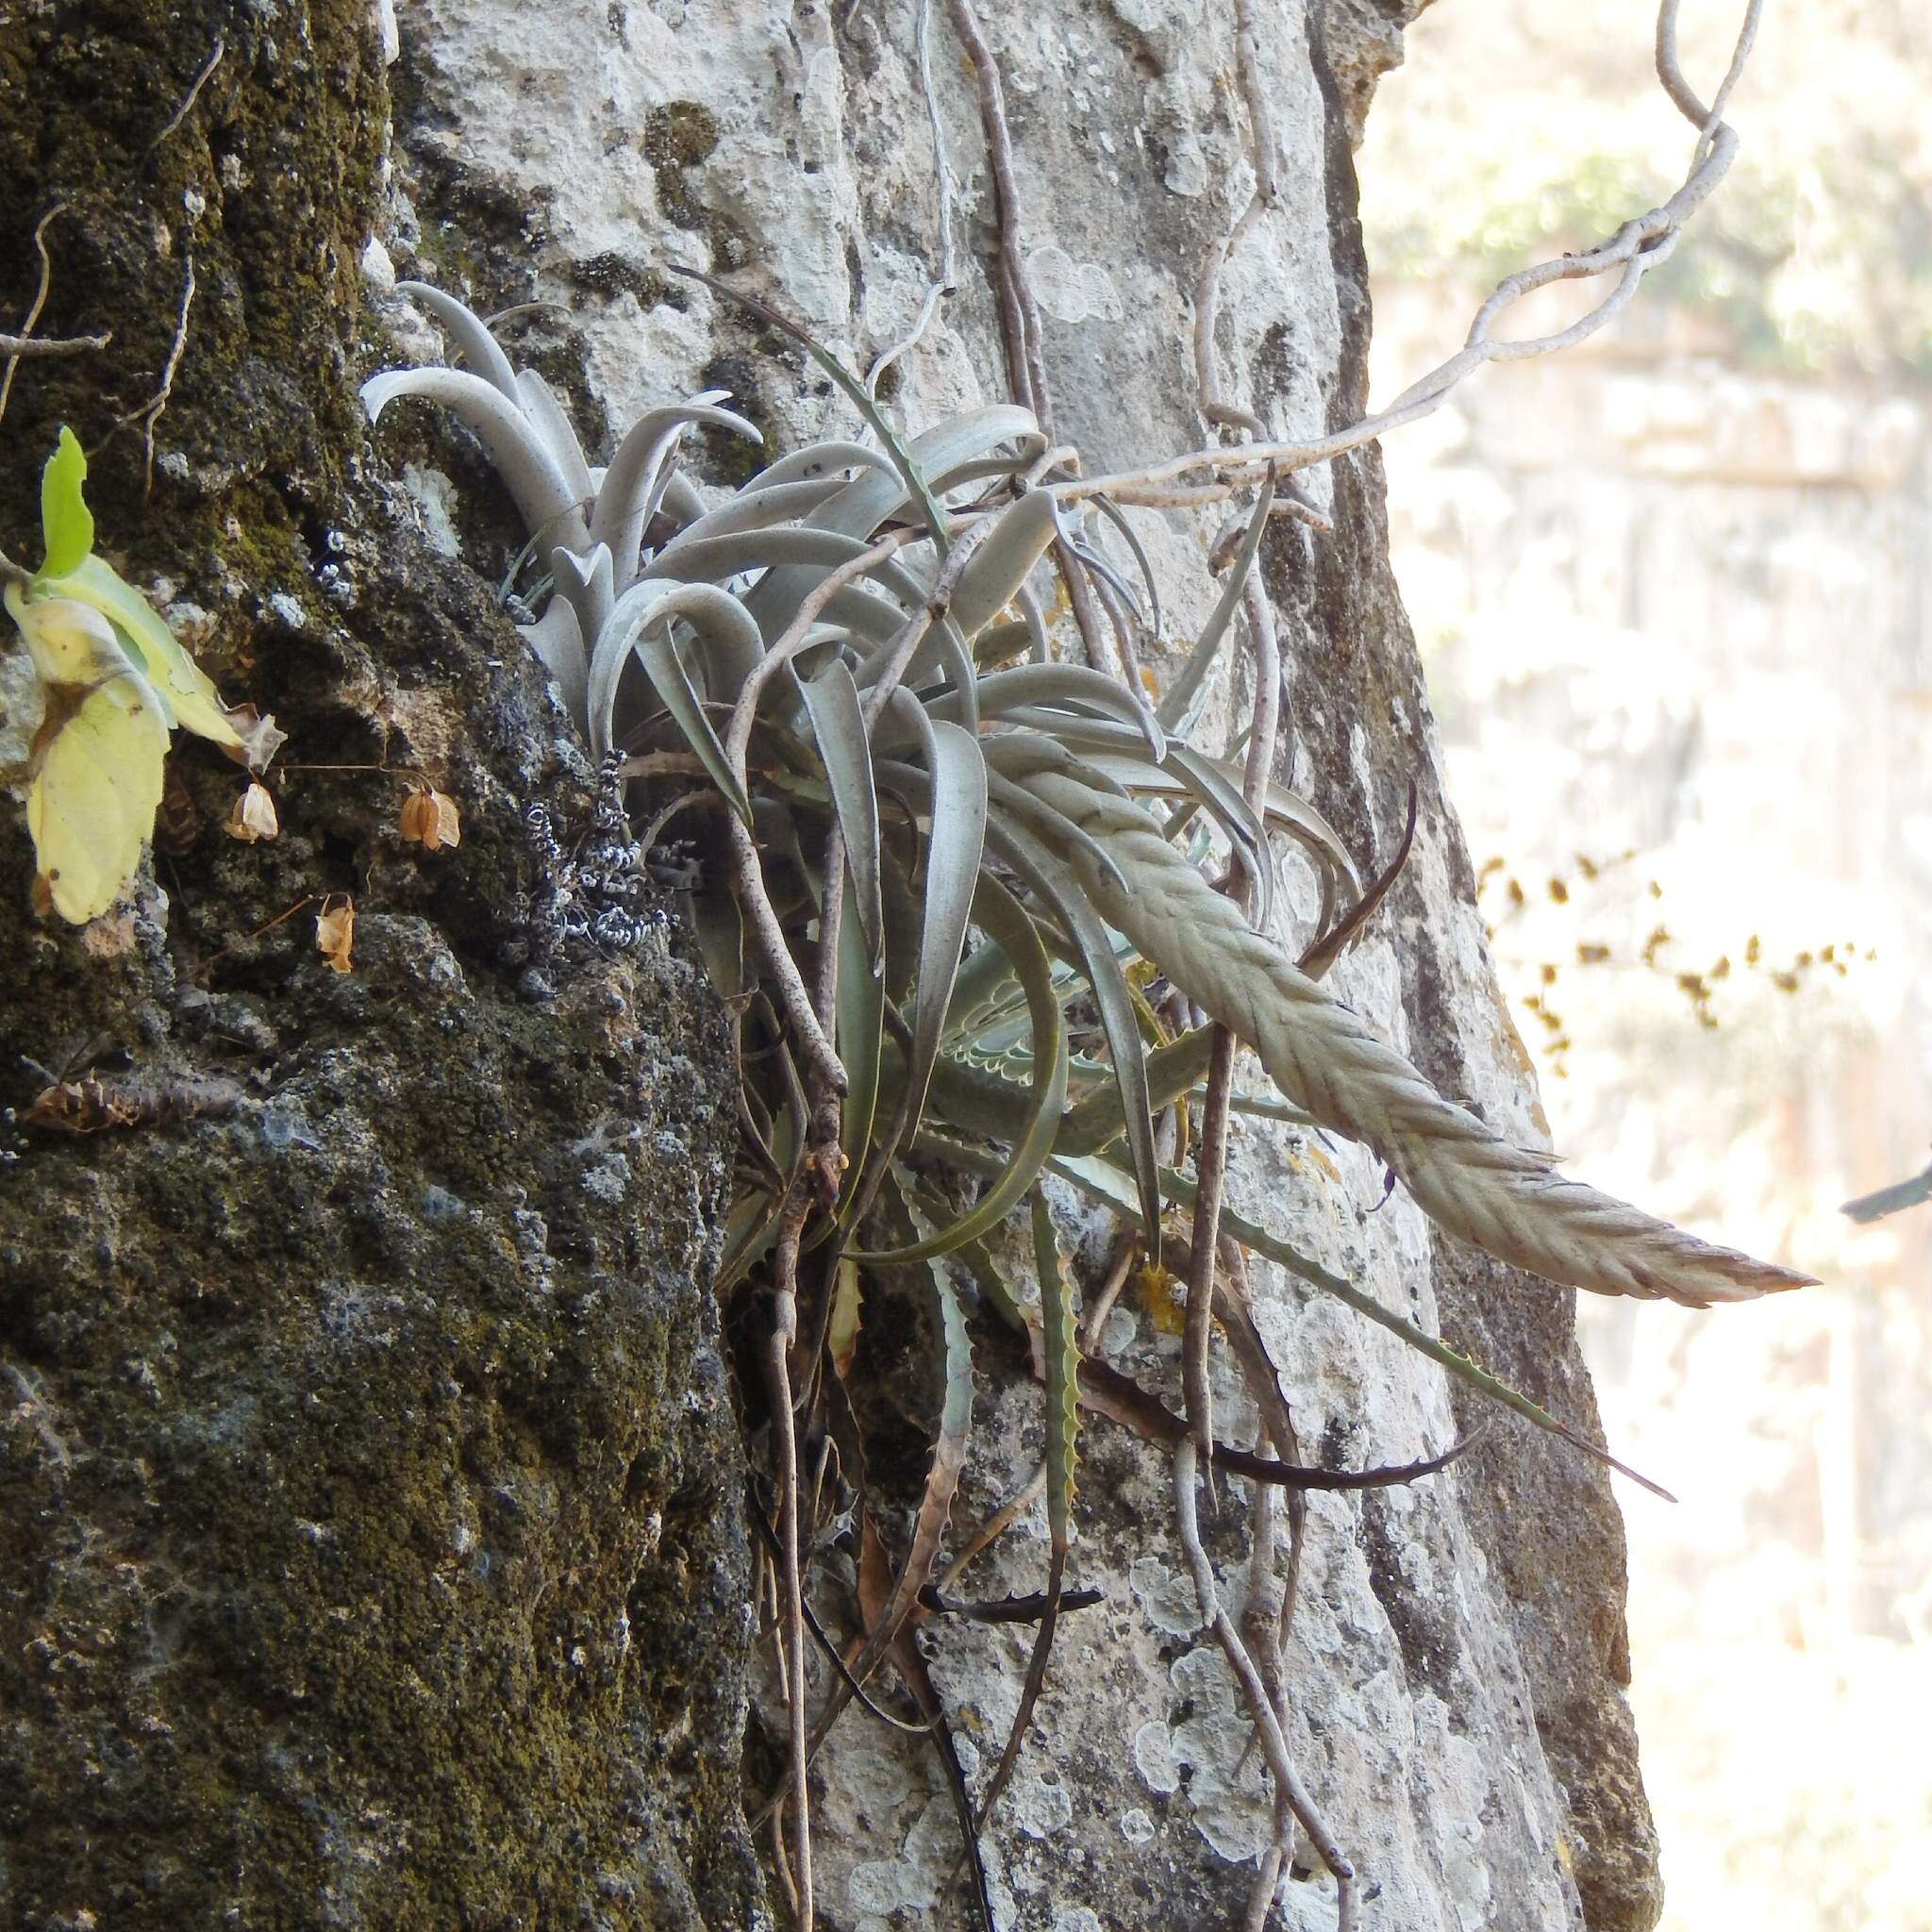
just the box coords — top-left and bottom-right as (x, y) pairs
(41, 426), (94, 580)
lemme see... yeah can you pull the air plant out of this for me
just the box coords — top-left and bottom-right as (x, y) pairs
(363, 276), (1812, 1930)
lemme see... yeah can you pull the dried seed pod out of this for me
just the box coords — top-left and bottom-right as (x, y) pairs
(400, 784), (461, 851)
(225, 780), (280, 843)
(315, 893), (355, 974)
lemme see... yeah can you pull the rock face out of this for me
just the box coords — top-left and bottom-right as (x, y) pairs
(0, 1), (1661, 1928)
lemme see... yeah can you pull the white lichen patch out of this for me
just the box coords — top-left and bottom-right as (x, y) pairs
(1010, 1770), (1074, 1840)
(1129, 1556), (1205, 1638)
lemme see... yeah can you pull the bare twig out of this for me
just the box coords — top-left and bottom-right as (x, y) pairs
(767, 1192), (817, 1932)
(938, 1463), (1047, 1591)
(866, 0), (958, 395)
(0, 204), (73, 431)
(1182, 474), (1282, 1491)
(146, 36), (225, 155)
(943, 0), (1050, 434)
(1081, 1225), (1142, 1351)
(1069, 0), (1758, 517)
(107, 254), (196, 493)
(1174, 1441), (1356, 1928)
(0, 328), (111, 360)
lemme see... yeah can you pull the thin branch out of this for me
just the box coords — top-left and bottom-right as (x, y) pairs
(1183, 472), (1282, 1492)
(866, 0), (957, 395)
(0, 203), (72, 431)
(145, 35), (225, 155)
(106, 254), (196, 493)
(0, 328), (111, 360)
(937, 1463), (1047, 1592)
(766, 1193), (816, 1932)
(1067, 0), (1757, 514)
(942, 0), (1048, 430)
(1174, 1442), (1357, 1929)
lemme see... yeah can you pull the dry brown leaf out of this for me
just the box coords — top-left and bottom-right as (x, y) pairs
(225, 780), (279, 843)
(221, 705), (288, 774)
(399, 783), (460, 852)
(315, 892), (355, 974)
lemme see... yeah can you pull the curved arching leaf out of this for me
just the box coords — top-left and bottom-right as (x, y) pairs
(362, 365), (589, 554)
(591, 393), (763, 591)
(980, 811), (1161, 1264)
(1155, 465), (1274, 734)
(795, 656), (884, 961)
(946, 490), (1061, 643)
(397, 280), (520, 398)
(850, 868), (1065, 1266)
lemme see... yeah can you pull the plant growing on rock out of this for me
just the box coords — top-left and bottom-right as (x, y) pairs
(355, 3), (1783, 1924)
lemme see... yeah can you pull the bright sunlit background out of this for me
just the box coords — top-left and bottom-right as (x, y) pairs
(1359, 4), (1932, 1926)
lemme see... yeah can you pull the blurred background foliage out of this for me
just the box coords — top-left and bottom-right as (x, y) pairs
(1368, 0), (1932, 375)
(1361, 4), (1932, 1927)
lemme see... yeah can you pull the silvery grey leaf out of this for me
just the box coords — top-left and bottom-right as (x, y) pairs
(552, 541), (614, 651)
(1089, 493), (1162, 639)
(744, 407), (1040, 639)
(643, 527), (925, 613)
(757, 440), (895, 488)
(654, 478), (848, 557)
(591, 394), (762, 592)
(362, 365), (591, 555)
(982, 767), (1131, 899)
(981, 812), (1161, 1259)
(519, 594), (589, 731)
(515, 370), (596, 507)
(589, 580), (763, 766)
(936, 665), (1165, 761)
(396, 280), (520, 400)
(946, 490), (1060, 642)
(1155, 466), (1275, 733)
(795, 656), (884, 962)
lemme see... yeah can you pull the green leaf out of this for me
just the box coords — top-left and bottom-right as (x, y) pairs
(40, 427), (94, 579)
(663, 263), (958, 562)
(895, 718), (989, 1145)
(851, 870), (1067, 1265)
(796, 656), (884, 961)
(981, 811), (1162, 1266)
(50, 555), (242, 751)
(1155, 466), (1274, 734)
(834, 874), (885, 1213)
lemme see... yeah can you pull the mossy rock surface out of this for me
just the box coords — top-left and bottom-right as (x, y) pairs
(0, 5), (760, 1926)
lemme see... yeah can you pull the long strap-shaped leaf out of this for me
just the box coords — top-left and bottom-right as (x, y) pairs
(665, 263), (972, 561)
(1156, 465), (1274, 734)
(976, 1192), (1081, 1826)
(795, 656), (884, 960)
(396, 280), (521, 398)
(851, 868), (1066, 1266)
(834, 874), (884, 1191)
(587, 583), (762, 801)
(592, 394), (762, 591)
(1014, 766), (1815, 1307)
(978, 808), (1162, 1266)
(362, 366), (590, 557)
(878, 718), (988, 1154)
(996, 710), (1363, 910)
